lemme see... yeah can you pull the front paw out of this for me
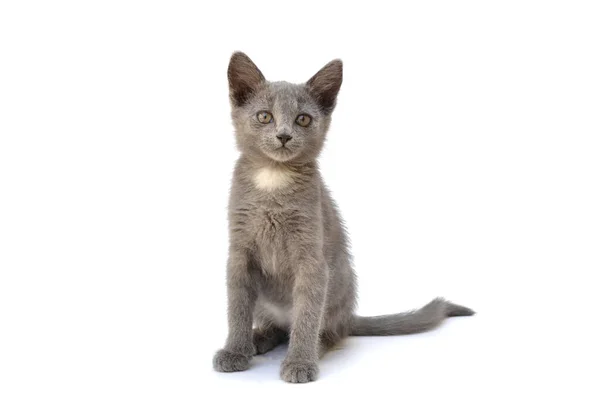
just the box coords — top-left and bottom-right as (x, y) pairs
(280, 359), (319, 383)
(213, 349), (251, 372)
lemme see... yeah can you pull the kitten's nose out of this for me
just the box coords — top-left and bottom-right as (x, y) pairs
(276, 133), (292, 145)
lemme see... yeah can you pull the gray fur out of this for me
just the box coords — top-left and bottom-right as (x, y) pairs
(213, 52), (474, 383)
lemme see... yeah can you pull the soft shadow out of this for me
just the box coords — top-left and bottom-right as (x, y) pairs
(212, 339), (364, 383)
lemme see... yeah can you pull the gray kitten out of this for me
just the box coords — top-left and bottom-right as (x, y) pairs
(213, 52), (474, 383)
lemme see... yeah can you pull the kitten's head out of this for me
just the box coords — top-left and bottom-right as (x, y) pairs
(227, 52), (342, 164)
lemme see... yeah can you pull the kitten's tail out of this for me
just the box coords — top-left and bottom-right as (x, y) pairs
(351, 297), (475, 336)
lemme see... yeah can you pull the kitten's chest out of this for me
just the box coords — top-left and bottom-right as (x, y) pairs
(233, 203), (306, 272)
(254, 207), (295, 271)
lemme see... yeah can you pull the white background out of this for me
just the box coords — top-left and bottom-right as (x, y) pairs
(1, 1), (599, 399)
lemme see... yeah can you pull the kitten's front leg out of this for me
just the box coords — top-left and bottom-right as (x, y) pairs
(213, 250), (257, 372)
(281, 255), (328, 383)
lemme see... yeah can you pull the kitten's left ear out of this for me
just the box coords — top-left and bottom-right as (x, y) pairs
(228, 52), (266, 107)
(306, 59), (343, 114)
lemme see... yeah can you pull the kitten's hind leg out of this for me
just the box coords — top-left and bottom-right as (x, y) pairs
(253, 325), (288, 355)
(318, 330), (342, 358)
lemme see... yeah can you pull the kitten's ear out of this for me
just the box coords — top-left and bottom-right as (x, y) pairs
(228, 52), (266, 107)
(306, 59), (343, 114)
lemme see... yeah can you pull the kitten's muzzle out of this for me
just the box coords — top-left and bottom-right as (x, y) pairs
(276, 133), (292, 145)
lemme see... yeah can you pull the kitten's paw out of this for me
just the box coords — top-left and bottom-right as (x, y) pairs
(213, 349), (250, 372)
(253, 330), (284, 355)
(253, 334), (275, 355)
(280, 359), (319, 383)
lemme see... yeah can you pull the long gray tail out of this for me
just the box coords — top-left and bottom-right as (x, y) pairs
(351, 297), (475, 336)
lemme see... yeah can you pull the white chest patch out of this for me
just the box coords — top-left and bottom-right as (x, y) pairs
(253, 166), (295, 191)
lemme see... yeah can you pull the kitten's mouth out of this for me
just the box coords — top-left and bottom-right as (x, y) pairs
(267, 146), (295, 162)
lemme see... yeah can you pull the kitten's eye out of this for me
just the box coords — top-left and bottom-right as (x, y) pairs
(295, 114), (311, 127)
(257, 111), (273, 124)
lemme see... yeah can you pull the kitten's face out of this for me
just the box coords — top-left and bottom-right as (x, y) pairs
(227, 52), (342, 164)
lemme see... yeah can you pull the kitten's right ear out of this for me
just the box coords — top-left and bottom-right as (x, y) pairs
(227, 52), (266, 107)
